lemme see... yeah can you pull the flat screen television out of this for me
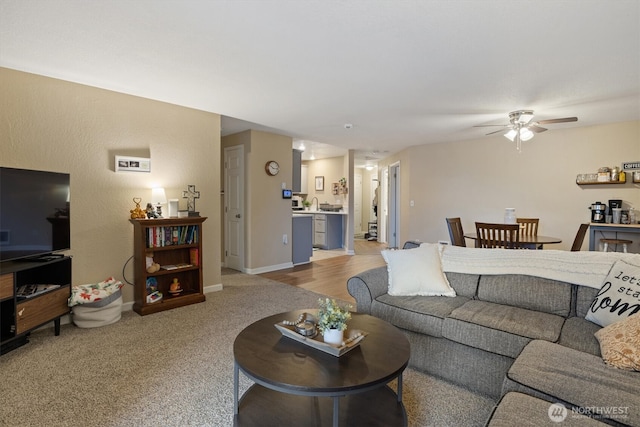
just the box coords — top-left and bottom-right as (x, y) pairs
(0, 167), (70, 262)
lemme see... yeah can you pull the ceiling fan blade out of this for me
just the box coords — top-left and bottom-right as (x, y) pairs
(536, 117), (578, 125)
(486, 128), (507, 136)
(473, 124), (508, 128)
(529, 125), (547, 133)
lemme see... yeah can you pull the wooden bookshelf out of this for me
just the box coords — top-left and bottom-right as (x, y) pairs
(130, 217), (207, 315)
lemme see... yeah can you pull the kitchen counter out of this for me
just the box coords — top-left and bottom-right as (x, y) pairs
(292, 210), (348, 215)
(589, 222), (640, 252)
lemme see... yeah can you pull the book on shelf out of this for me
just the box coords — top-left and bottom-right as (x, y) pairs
(190, 248), (199, 266)
(161, 263), (193, 270)
(146, 224), (199, 248)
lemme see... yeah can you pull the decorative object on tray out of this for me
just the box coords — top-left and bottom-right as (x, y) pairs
(275, 311), (366, 357)
(317, 298), (352, 345)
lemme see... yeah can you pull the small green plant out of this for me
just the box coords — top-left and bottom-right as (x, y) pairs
(317, 298), (352, 333)
(303, 200), (311, 207)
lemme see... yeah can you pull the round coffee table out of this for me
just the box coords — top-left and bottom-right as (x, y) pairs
(233, 310), (410, 427)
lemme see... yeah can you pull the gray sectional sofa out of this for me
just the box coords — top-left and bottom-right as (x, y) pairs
(347, 245), (640, 426)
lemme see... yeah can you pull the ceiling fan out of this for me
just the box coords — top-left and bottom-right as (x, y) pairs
(476, 110), (578, 152)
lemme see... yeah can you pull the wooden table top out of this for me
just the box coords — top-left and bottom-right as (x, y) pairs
(233, 310), (410, 394)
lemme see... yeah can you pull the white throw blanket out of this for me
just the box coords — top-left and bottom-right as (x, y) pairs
(440, 245), (640, 289)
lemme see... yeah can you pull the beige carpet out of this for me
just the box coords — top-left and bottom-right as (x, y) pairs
(0, 270), (495, 426)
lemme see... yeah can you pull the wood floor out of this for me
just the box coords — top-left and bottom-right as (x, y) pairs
(259, 240), (387, 304)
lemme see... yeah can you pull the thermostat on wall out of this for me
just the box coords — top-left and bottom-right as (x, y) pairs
(282, 189), (292, 199)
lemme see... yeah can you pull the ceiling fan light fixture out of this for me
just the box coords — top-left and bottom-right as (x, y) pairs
(520, 128), (534, 141)
(518, 112), (534, 124)
(504, 129), (517, 142)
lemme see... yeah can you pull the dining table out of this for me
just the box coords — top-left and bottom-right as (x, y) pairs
(463, 233), (562, 249)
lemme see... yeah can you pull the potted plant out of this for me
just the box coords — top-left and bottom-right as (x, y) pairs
(303, 200), (311, 211)
(317, 298), (352, 345)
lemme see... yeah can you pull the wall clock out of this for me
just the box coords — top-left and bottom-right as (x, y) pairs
(265, 160), (280, 176)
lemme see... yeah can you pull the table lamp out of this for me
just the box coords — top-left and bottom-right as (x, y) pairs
(151, 187), (167, 218)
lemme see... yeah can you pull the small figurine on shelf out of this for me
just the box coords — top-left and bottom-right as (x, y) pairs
(146, 254), (160, 273)
(169, 278), (183, 295)
(130, 197), (146, 219)
(146, 203), (159, 219)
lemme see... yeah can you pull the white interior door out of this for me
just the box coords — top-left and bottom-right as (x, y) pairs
(224, 145), (244, 271)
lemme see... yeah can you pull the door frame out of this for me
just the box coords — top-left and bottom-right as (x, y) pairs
(388, 162), (400, 248)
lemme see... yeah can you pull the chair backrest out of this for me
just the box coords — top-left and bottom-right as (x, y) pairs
(571, 223), (590, 251)
(446, 217), (466, 247)
(516, 218), (539, 236)
(475, 222), (521, 249)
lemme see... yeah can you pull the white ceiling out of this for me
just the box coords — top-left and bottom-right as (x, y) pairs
(1, 1), (639, 167)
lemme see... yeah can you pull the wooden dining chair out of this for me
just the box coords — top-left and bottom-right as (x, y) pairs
(571, 223), (590, 251)
(475, 222), (521, 249)
(516, 218), (540, 249)
(516, 218), (539, 236)
(446, 217), (466, 247)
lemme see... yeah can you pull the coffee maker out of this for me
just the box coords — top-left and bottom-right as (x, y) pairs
(590, 201), (606, 223)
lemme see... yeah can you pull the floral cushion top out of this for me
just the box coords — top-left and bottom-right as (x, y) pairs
(68, 277), (123, 307)
(594, 313), (640, 371)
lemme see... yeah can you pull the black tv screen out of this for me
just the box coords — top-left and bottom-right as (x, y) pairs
(0, 167), (70, 262)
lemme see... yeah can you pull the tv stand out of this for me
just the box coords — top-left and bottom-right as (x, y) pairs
(17, 253), (65, 263)
(1, 257), (71, 355)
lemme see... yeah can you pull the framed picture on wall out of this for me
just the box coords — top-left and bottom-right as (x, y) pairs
(115, 155), (151, 173)
(315, 176), (324, 191)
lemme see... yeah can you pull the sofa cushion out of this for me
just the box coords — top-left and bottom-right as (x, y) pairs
(576, 286), (599, 318)
(585, 260), (640, 327)
(444, 272), (479, 298)
(557, 316), (601, 356)
(381, 243), (456, 297)
(477, 274), (572, 317)
(503, 340), (640, 427)
(487, 392), (609, 426)
(372, 294), (470, 337)
(595, 313), (640, 371)
(443, 300), (564, 358)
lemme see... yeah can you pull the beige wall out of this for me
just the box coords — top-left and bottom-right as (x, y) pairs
(304, 156), (347, 206)
(0, 68), (221, 305)
(222, 130), (293, 272)
(379, 120), (640, 251)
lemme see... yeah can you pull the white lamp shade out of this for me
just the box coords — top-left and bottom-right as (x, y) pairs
(151, 187), (167, 205)
(504, 129), (517, 141)
(520, 128), (534, 141)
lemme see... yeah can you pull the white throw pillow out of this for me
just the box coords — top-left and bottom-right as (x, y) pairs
(382, 243), (456, 297)
(585, 260), (640, 327)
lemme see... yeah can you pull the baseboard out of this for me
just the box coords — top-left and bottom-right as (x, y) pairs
(38, 284), (222, 333)
(204, 283), (223, 293)
(245, 262), (293, 274)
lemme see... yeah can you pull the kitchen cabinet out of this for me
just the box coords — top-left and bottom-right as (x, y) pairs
(313, 213), (343, 250)
(300, 164), (308, 194)
(293, 149), (302, 193)
(292, 214), (313, 265)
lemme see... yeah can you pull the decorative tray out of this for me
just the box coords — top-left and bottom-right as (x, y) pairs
(274, 321), (367, 357)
